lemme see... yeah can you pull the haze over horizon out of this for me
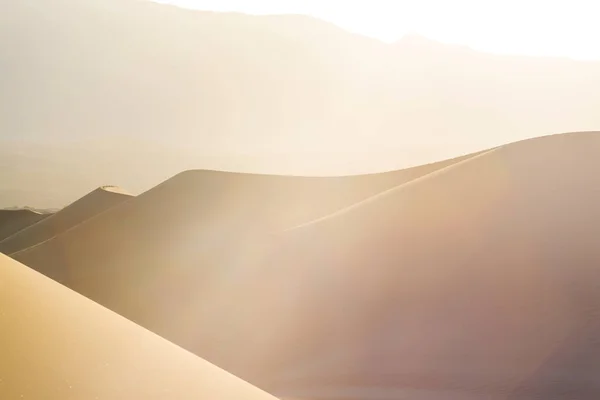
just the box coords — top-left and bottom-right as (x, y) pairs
(158, 0), (600, 60)
(3, 0), (600, 208)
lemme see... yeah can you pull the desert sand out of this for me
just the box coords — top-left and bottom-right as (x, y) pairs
(0, 208), (51, 241)
(0, 252), (276, 399)
(0, 186), (132, 255)
(7, 131), (600, 399)
(8, 131), (600, 399)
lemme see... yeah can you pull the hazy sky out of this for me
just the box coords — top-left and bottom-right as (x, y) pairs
(157, 0), (599, 60)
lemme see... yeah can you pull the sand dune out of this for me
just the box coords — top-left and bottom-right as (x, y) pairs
(13, 131), (600, 398)
(11, 152), (479, 380)
(0, 252), (276, 399)
(0, 185), (132, 255)
(239, 131), (600, 398)
(0, 208), (51, 241)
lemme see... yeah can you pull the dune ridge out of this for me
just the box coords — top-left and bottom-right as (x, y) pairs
(0, 208), (51, 241)
(282, 148), (499, 233)
(0, 252), (276, 399)
(0, 185), (132, 255)
(100, 185), (132, 195)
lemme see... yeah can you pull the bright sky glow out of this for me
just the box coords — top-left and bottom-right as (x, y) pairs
(155, 0), (600, 60)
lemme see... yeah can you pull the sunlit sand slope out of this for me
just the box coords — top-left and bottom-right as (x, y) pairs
(0, 252), (276, 399)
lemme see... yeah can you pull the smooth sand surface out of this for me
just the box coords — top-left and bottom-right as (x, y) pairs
(0, 186), (132, 255)
(13, 131), (600, 398)
(0, 252), (276, 399)
(11, 151), (478, 383)
(245, 131), (600, 398)
(0, 209), (51, 241)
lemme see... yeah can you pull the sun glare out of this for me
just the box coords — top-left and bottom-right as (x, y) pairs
(156, 0), (600, 60)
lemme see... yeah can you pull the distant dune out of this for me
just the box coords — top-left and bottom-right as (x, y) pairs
(0, 208), (51, 241)
(0, 185), (132, 255)
(0, 253), (276, 399)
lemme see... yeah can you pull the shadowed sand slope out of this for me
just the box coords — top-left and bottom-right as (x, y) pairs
(0, 209), (51, 241)
(11, 152), (478, 378)
(234, 131), (600, 399)
(0, 186), (132, 255)
(0, 253), (276, 399)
